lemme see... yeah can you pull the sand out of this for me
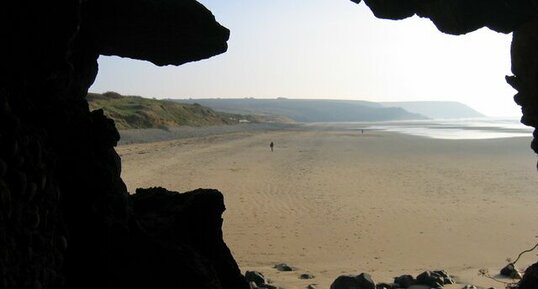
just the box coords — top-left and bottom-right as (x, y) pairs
(117, 125), (538, 289)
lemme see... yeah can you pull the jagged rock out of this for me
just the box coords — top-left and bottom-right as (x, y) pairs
(250, 281), (259, 289)
(351, 0), (535, 35)
(274, 263), (294, 272)
(462, 285), (477, 289)
(300, 273), (315, 279)
(510, 18), (538, 158)
(416, 271), (444, 288)
(393, 275), (416, 288)
(330, 273), (376, 289)
(433, 270), (455, 284)
(85, 0), (229, 66)
(131, 187), (250, 289)
(518, 262), (538, 289)
(331, 275), (361, 289)
(501, 263), (522, 279)
(307, 284), (318, 289)
(246, 271), (266, 286)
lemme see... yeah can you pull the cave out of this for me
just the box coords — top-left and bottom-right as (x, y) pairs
(0, 1), (537, 289)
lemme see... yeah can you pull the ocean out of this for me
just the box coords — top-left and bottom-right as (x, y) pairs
(321, 118), (534, 140)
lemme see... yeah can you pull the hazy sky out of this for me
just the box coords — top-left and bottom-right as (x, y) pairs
(90, 0), (519, 117)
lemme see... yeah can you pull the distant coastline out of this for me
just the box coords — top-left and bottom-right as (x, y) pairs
(171, 98), (491, 123)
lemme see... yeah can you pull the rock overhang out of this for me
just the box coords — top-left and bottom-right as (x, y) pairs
(351, 0), (537, 35)
(86, 0), (230, 66)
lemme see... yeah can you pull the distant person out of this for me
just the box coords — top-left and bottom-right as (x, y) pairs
(361, 129), (364, 134)
(270, 141), (274, 152)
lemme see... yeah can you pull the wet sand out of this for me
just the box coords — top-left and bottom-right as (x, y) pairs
(117, 126), (538, 289)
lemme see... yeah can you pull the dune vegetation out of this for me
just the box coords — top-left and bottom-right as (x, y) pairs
(87, 92), (284, 129)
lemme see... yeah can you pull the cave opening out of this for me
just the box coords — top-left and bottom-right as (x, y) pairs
(88, 1), (538, 289)
(1, 1), (537, 289)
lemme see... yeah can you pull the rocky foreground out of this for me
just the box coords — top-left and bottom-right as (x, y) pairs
(244, 263), (538, 289)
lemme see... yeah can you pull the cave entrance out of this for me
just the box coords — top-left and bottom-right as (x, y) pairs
(88, 1), (538, 288)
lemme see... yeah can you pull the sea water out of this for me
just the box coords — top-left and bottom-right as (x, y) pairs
(330, 118), (534, 140)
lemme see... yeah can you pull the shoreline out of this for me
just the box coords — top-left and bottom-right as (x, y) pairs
(118, 119), (533, 146)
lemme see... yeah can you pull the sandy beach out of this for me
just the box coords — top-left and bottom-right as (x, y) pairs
(117, 125), (538, 289)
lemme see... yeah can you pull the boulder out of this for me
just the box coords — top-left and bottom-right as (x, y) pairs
(330, 273), (376, 289)
(393, 275), (415, 288)
(300, 273), (315, 279)
(416, 271), (444, 288)
(130, 187), (250, 289)
(500, 263), (522, 279)
(274, 263), (294, 272)
(434, 270), (455, 284)
(246, 271), (266, 286)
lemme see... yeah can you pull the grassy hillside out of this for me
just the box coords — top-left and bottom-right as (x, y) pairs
(172, 98), (427, 122)
(87, 92), (283, 129)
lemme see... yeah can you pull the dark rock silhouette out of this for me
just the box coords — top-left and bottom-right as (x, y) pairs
(351, 0), (536, 35)
(394, 274), (416, 288)
(85, 0), (229, 66)
(330, 273), (376, 289)
(299, 273), (315, 279)
(416, 270), (448, 287)
(245, 271), (267, 286)
(130, 187), (248, 289)
(1, 0), (537, 289)
(500, 263), (522, 279)
(332, 270), (457, 289)
(519, 262), (538, 289)
(0, 0), (248, 288)
(508, 18), (538, 161)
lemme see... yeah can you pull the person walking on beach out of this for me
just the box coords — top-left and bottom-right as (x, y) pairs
(270, 141), (274, 152)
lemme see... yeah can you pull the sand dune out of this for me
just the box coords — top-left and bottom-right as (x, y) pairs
(117, 126), (538, 289)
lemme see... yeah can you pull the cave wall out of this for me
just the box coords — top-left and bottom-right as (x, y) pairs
(509, 19), (538, 157)
(0, 1), (247, 289)
(0, 0), (537, 289)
